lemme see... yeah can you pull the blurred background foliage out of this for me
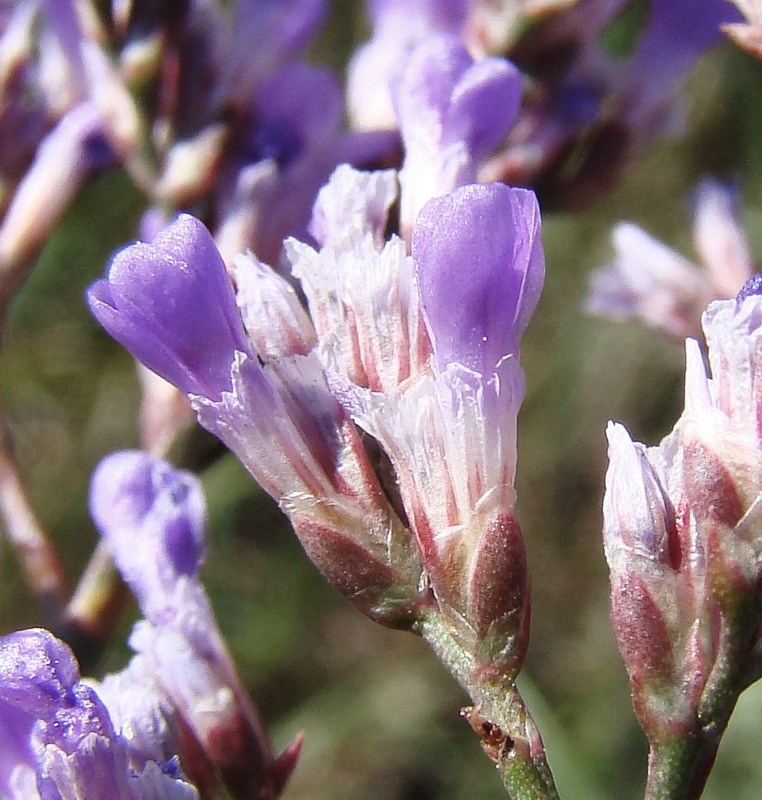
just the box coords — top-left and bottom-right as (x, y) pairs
(2, 4), (762, 800)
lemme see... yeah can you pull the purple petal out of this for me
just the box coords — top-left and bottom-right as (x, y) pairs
(89, 451), (207, 620)
(0, 630), (79, 715)
(412, 183), (544, 375)
(738, 273), (762, 301)
(0, 700), (36, 793)
(447, 54), (522, 161)
(394, 35), (520, 161)
(0, 630), (127, 799)
(394, 35), (522, 228)
(367, 0), (466, 33)
(88, 214), (249, 400)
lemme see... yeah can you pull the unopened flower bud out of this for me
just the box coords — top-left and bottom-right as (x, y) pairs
(603, 277), (762, 744)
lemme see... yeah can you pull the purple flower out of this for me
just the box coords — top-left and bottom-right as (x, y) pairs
(89, 451), (295, 799)
(215, 63), (344, 265)
(586, 179), (754, 340)
(88, 214), (250, 400)
(88, 205), (414, 624)
(327, 176), (543, 669)
(0, 628), (198, 800)
(216, 0), (326, 110)
(623, 0), (740, 125)
(89, 451), (207, 621)
(394, 35), (522, 231)
(347, 0), (467, 131)
(412, 182), (544, 376)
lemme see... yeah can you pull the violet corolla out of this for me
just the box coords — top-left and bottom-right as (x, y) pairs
(603, 275), (762, 797)
(89, 450), (297, 800)
(0, 627), (198, 800)
(392, 34), (522, 236)
(346, 0), (467, 132)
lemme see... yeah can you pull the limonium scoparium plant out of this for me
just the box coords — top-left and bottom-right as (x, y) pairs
(0, 450), (297, 800)
(87, 160), (549, 794)
(3, 2), (758, 799)
(603, 275), (762, 798)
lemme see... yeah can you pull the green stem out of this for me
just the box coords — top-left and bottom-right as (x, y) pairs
(644, 733), (720, 800)
(417, 612), (560, 800)
(643, 601), (758, 800)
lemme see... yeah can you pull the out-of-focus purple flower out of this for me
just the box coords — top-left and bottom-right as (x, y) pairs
(129, 0), (336, 266)
(89, 451), (207, 620)
(0, 628), (199, 800)
(393, 35), (522, 233)
(0, 102), (112, 279)
(587, 179), (755, 340)
(603, 278), (762, 759)
(347, 0), (467, 132)
(214, 63), (344, 265)
(88, 214), (250, 400)
(620, 0), (740, 133)
(215, 0), (326, 111)
(481, 0), (740, 208)
(0, 0), (139, 281)
(0, 3), (49, 186)
(89, 450), (296, 799)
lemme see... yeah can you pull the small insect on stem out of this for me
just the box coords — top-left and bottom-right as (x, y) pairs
(461, 706), (515, 764)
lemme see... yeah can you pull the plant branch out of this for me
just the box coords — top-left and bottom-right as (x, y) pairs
(417, 612), (560, 800)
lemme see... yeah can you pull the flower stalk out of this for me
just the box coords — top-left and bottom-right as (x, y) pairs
(418, 611), (560, 800)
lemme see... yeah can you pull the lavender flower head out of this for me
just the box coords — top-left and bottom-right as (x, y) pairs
(0, 628), (198, 800)
(87, 163), (544, 668)
(88, 451), (292, 799)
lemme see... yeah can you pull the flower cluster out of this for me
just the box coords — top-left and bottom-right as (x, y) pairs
(85, 16), (546, 671)
(0, 2), (756, 799)
(603, 275), (762, 788)
(0, 453), (296, 800)
(89, 159), (544, 674)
